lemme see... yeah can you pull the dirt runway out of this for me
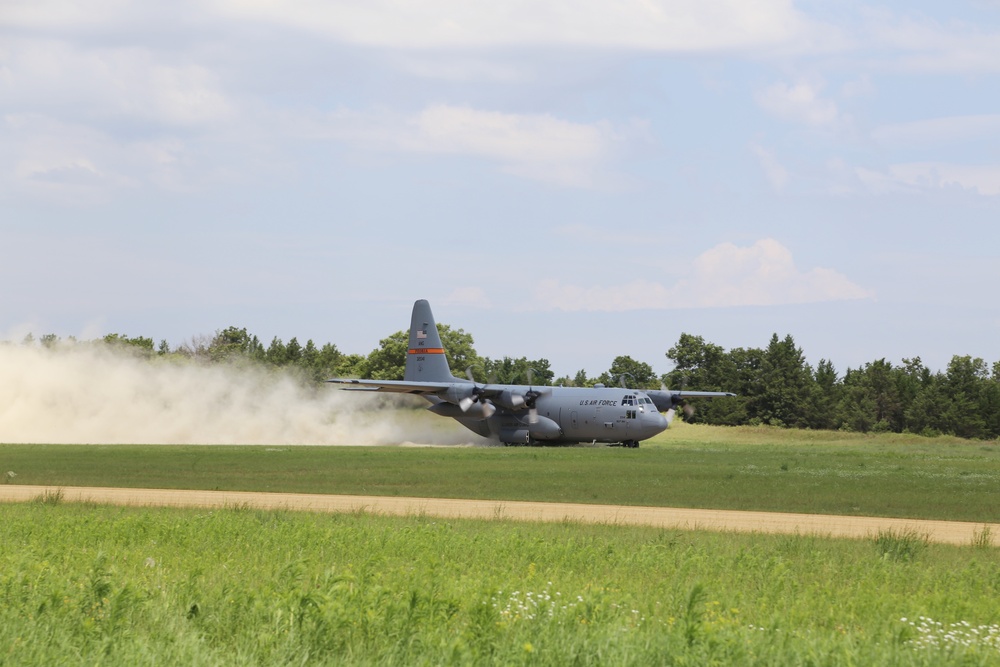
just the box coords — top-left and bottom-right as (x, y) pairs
(1, 485), (995, 547)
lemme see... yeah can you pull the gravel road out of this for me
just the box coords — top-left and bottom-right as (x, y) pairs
(1, 485), (994, 546)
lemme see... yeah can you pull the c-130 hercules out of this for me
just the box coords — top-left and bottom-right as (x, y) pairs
(328, 300), (734, 447)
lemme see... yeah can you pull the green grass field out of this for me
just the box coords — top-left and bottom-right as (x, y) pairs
(4, 423), (1000, 664)
(3, 422), (999, 522)
(3, 500), (1000, 665)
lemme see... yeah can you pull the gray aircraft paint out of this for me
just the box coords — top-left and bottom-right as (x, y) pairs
(329, 300), (734, 447)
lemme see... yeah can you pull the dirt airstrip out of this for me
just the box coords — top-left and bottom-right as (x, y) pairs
(2, 485), (996, 547)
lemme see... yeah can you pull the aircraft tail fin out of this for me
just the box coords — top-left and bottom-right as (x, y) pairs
(404, 300), (461, 383)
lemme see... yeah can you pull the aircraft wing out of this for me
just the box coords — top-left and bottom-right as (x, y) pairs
(329, 378), (547, 419)
(326, 378), (463, 396)
(646, 389), (736, 413)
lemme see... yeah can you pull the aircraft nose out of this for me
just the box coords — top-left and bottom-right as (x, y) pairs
(646, 411), (668, 435)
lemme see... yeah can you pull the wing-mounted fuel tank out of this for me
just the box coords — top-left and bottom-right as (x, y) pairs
(428, 401), (495, 420)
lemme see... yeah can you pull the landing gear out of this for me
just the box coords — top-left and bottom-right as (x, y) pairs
(618, 440), (640, 449)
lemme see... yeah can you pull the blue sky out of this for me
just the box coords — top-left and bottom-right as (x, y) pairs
(2, 0), (998, 380)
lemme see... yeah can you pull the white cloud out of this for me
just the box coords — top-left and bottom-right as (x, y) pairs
(3, 115), (133, 202)
(534, 239), (874, 311)
(1, 0), (148, 31)
(857, 162), (1000, 196)
(756, 80), (842, 127)
(442, 288), (492, 309)
(1, 113), (240, 201)
(840, 75), (875, 98)
(394, 57), (525, 83)
(871, 115), (1000, 148)
(209, 0), (825, 53)
(750, 142), (790, 191)
(305, 104), (647, 187)
(864, 11), (1000, 74)
(2, 38), (232, 127)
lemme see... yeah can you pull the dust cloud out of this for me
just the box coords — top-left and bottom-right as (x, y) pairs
(0, 343), (484, 446)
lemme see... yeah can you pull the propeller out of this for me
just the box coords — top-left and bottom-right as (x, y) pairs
(456, 367), (495, 418)
(521, 369), (552, 424)
(524, 388), (543, 424)
(658, 382), (696, 421)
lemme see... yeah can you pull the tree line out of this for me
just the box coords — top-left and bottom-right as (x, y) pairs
(657, 333), (1000, 440)
(20, 325), (1000, 440)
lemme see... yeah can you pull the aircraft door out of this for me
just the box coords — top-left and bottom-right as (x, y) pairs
(622, 395), (638, 442)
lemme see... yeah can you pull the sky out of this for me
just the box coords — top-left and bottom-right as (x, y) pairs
(2, 0), (999, 381)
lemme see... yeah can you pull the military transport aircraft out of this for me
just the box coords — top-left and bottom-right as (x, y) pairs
(328, 300), (734, 447)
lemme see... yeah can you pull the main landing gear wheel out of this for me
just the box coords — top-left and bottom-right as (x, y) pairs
(623, 440), (639, 449)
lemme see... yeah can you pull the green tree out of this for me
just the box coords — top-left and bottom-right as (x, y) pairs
(438, 325), (480, 377)
(665, 335), (751, 425)
(361, 324), (481, 381)
(209, 326), (251, 361)
(897, 357), (931, 413)
(941, 355), (989, 438)
(838, 359), (903, 433)
(903, 375), (948, 437)
(265, 336), (287, 365)
(103, 333), (155, 355)
(364, 330), (409, 380)
(982, 363), (1000, 438)
(747, 334), (812, 428)
(806, 358), (841, 430)
(598, 355), (658, 389)
(314, 343), (343, 379)
(664, 333), (728, 390)
(334, 353), (368, 378)
(285, 337), (303, 365)
(479, 356), (554, 386)
(301, 339), (318, 369)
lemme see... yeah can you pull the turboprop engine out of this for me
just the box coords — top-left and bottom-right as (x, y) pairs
(441, 383), (496, 419)
(428, 400), (496, 420)
(492, 389), (526, 410)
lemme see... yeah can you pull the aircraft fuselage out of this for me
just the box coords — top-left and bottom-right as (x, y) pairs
(430, 384), (667, 446)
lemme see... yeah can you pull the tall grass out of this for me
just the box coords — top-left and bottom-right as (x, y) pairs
(2, 502), (999, 665)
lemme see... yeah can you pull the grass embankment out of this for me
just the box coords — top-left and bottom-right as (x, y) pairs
(3, 423), (999, 522)
(3, 501), (999, 665)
